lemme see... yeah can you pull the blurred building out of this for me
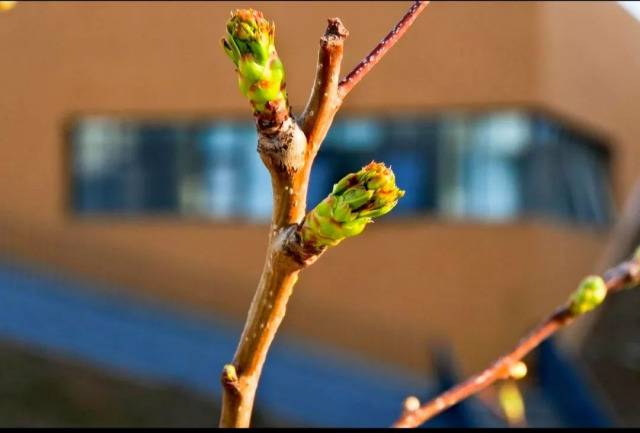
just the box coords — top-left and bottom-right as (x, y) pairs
(1, 1), (640, 427)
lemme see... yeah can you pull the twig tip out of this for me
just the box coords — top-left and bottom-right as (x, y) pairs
(324, 17), (349, 40)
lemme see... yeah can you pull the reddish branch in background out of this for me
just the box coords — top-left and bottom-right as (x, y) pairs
(338, 0), (429, 98)
(392, 254), (640, 428)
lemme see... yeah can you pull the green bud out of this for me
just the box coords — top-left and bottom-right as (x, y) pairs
(569, 275), (607, 316)
(301, 162), (405, 249)
(634, 246), (640, 262)
(222, 9), (287, 114)
(222, 364), (238, 383)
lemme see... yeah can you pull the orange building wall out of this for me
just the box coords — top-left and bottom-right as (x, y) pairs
(537, 1), (640, 201)
(0, 1), (637, 374)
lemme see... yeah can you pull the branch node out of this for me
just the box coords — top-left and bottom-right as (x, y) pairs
(282, 224), (326, 267)
(324, 17), (349, 41)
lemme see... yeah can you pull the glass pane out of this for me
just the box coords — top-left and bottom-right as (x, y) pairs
(70, 111), (613, 227)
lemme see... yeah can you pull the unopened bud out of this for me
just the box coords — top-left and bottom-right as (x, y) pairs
(569, 275), (607, 316)
(301, 162), (404, 249)
(508, 361), (527, 380)
(222, 9), (287, 114)
(222, 364), (238, 383)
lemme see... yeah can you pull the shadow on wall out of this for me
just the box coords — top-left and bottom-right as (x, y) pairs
(0, 257), (616, 427)
(0, 258), (430, 427)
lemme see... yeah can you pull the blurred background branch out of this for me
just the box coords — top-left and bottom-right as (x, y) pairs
(393, 252), (640, 428)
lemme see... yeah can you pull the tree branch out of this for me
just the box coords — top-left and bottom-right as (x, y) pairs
(219, 119), (310, 428)
(300, 18), (349, 153)
(219, 4), (428, 427)
(257, 117), (309, 229)
(338, 0), (430, 100)
(392, 256), (640, 428)
(220, 228), (304, 427)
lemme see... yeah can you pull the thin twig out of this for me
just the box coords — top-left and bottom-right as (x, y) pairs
(300, 18), (348, 152)
(295, 18), (349, 217)
(338, 0), (430, 99)
(392, 258), (640, 428)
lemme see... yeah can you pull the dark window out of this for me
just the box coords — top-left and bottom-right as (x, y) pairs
(69, 111), (614, 227)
